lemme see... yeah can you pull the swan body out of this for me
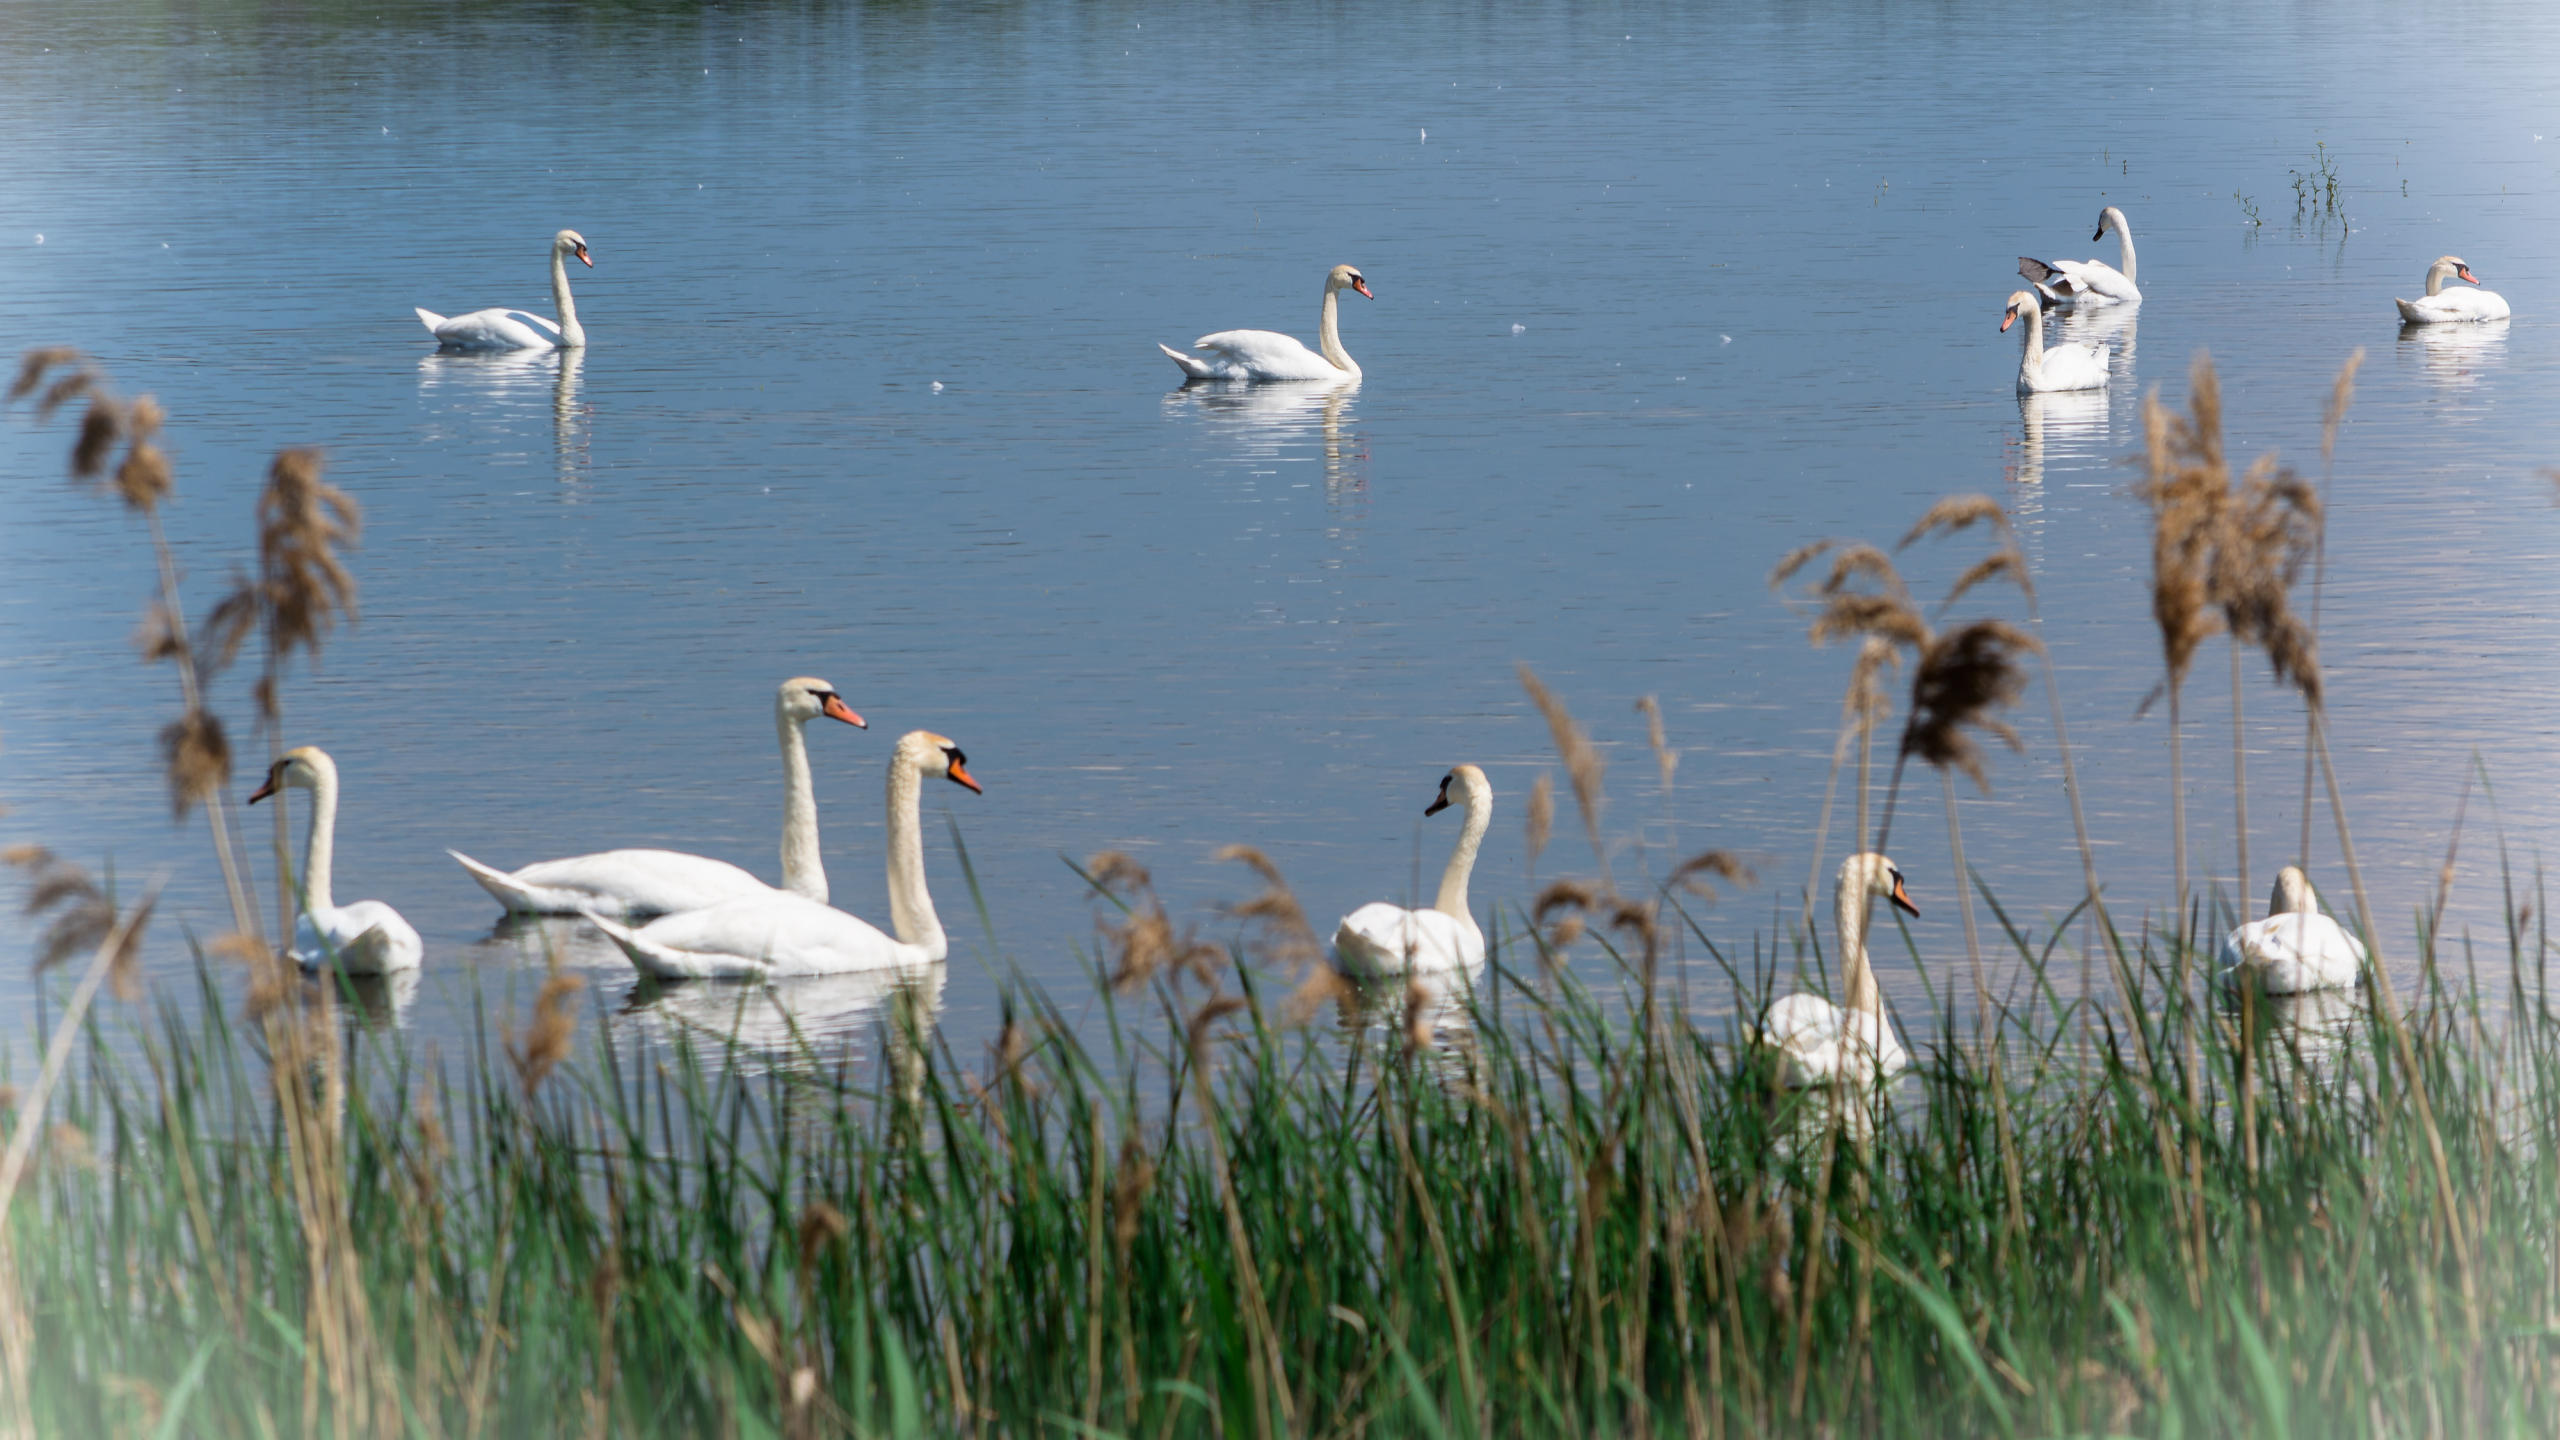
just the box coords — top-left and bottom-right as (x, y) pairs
(2219, 866), (2366, 993)
(1759, 854), (1916, 1087)
(2003, 290), (2109, 394)
(451, 678), (864, 918)
(2018, 206), (2141, 306)
(587, 731), (980, 979)
(1334, 765), (1491, 976)
(2395, 255), (2509, 323)
(250, 746), (424, 975)
(1162, 264), (1370, 381)
(416, 230), (591, 350)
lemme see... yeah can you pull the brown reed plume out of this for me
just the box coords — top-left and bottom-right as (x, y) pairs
(2136, 357), (2228, 930)
(1215, 844), (1346, 1018)
(1524, 773), (1555, 879)
(3, 847), (151, 1000)
(507, 970), (586, 1098)
(1083, 852), (1224, 994)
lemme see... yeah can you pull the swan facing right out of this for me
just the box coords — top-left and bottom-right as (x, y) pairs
(2394, 256), (2510, 323)
(1161, 264), (1371, 382)
(415, 229), (593, 351)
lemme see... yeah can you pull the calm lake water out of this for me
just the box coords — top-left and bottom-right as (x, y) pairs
(5, 0), (2560, 1068)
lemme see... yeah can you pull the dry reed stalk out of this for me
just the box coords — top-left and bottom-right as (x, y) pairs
(1525, 773), (1555, 879)
(1084, 853), (1224, 994)
(1799, 639), (1896, 939)
(507, 970), (585, 1098)
(1214, 845), (1345, 1019)
(1518, 664), (1609, 877)
(2302, 353), (2364, 872)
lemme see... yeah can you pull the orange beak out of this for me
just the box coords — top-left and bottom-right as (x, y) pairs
(1890, 874), (1919, 917)
(1353, 279), (1373, 299)
(821, 694), (867, 729)
(2458, 265), (2479, 285)
(2000, 309), (2017, 333)
(946, 759), (983, 794)
(577, 245), (593, 268)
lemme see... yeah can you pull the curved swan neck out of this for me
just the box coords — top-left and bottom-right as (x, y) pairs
(2110, 214), (2136, 285)
(884, 750), (946, 960)
(1316, 284), (1358, 375)
(2015, 304), (2045, 387)
(551, 242), (585, 348)
(775, 702), (826, 904)
(1432, 790), (1492, 925)
(299, 763), (339, 916)
(2425, 260), (2455, 297)
(1835, 871), (1881, 1018)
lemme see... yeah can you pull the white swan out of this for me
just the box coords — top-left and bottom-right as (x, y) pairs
(2218, 865), (2366, 993)
(249, 746), (424, 975)
(415, 229), (592, 350)
(450, 677), (865, 918)
(1160, 264), (1370, 381)
(2018, 206), (2141, 306)
(2003, 290), (2109, 394)
(1333, 765), (1491, 976)
(1759, 854), (1916, 1087)
(584, 731), (980, 978)
(2394, 255), (2510, 323)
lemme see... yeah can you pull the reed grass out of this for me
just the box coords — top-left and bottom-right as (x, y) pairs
(10, 343), (2560, 1437)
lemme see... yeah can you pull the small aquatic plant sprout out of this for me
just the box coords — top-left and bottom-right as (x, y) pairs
(249, 746), (424, 974)
(2394, 254), (2510, 323)
(1159, 263), (1370, 381)
(415, 228), (593, 349)
(2218, 864), (2366, 992)
(1332, 764), (1491, 976)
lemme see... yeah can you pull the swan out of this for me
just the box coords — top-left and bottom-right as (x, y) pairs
(249, 746), (424, 975)
(2394, 255), (2510, 323)
(2003, 290), (2110, 394)
(1160, 264), (1371, 381)
(2018, 206), (2141, 306)
(1333, 765), (1491, 976)
(1758, 853), (1916, 1087)
(450, 677), (865, 918)
(584, 730), (980, 978)
(415, 229), (592, 350)
(2218, 865), (2366, 993)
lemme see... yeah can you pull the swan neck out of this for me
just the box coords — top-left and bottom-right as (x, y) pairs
(1317, 285), (1357, 374)
(2425, 263), (2449, 298)
(551, 244), (585, 348)
(2016, 305), (2044, 385)
(776, 706), (826, 904)
(1431, 792), (1492, 927)
(299, 767), (339, 916)
(1836, 877), (1881, 1018)
(884, 752), (946, 960)
(2113, 220), (2136, 285)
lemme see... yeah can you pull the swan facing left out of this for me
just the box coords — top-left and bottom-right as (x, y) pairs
(1333, 765), (1492, 976)
(2002, 290), (2109, 394)
(1161, 264), (1371, 382)
(415, 229), (592, 351)
(250, 746), (424, 974)
(585, 731), (981, 979)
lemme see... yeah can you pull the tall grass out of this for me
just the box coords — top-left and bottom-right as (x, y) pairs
(11, 344), (2560, 1437)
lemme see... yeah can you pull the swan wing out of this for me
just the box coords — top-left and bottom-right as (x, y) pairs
(2053, 259), (2139, 304)
(1333, 903), (1479, 976)
(423, 306), (562, 351)
(452, 847), (771, 918)
(2222, 914), (2365, 992)
(593, 894), (914, 979)
(2040, 342), (2111, 391)
(1759, 993), (1906, 1085)
(2400, 288), (2509, 322)
(1180, 329), (1348, 382)
(296, 901), (423, 975)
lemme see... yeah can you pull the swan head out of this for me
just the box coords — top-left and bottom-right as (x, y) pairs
(2093, 206), (2128, 242)
(1837, 852), (1919, 917)
(777, 676), (866, 730)
(2269, 865), (2321, 918)
(1327, 264), (1373, 300)
(1421, 764), (1491, 817)
(897, 729), (982, 795)
(2000, 290), (2041, 333)
(554, 229), (592, 268)
(249, 745), (337, 804)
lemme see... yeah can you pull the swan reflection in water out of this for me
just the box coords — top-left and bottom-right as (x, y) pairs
(2398, 318), (2508, 396)
(2011, 388), (2112, 492)
(1335, 962), (1486, 1089)
(311, 964), (421, 1031)
(416, 347), (587, 486)
(621, 964), (947, 1091)
(2221, 983), (2360, 1088)
(1165, 378), (1363, 498)
(2048, 300), (2137, 379)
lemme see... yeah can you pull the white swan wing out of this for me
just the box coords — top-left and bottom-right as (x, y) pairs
(2032, 342), (2111, 393)
(420, 306), (563, 351)
(589, 894), (917, 980)
(1171, 329), (1347, 382)
(1333, 903), (1480, 977)
(2052, 259), (2139, 305)
(295, 901), (424, 975)
(1759, 993), (1906, 1085)
(452, 847), (771, 918)
(2220, 913), (2365, 992)
(2398, 288), (2509, 323)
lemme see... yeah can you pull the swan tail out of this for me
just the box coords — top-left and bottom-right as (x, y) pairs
(1159, 342), (1221, 379)
(2393, 298), (2428, 323)
(2017, 258), (2076, 304)
(449, 850), (550, 913)
(415, 308), (449, 334)
(579, 908), (769, 981)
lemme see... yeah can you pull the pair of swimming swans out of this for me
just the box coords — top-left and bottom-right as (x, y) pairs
(2395, 256), (2510, 324)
